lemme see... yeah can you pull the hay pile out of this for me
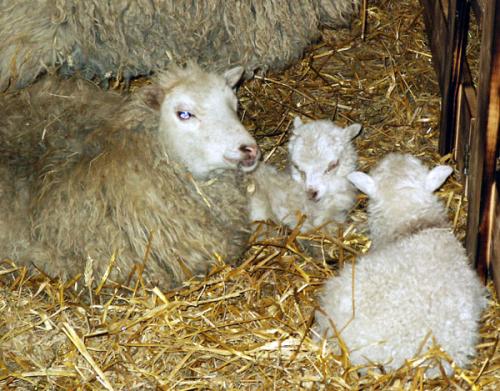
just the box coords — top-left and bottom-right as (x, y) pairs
(1, 0), (499, 389)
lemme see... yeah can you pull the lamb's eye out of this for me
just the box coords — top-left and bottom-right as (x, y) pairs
(177, 111), (193, 120)
(325, 160), (339, 173)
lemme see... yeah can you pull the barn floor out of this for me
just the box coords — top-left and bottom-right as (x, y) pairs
(1, 0), (499, 389)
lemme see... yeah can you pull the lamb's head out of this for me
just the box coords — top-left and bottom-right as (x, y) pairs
(143, 64), (260, 179)
(288, 118), (361, 202)
(347, 153), (453, 245)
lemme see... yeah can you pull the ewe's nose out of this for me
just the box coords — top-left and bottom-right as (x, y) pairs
(307, 188), (320, 202)
(239, 144), (260, 168)
(240, 144), (259, 160)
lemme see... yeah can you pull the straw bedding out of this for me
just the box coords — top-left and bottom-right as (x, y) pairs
(1, 0), (499, 389)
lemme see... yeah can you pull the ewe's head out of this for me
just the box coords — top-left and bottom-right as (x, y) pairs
(347, 153), (453, 243)
(143, 64), (260, 179)
(288, 118), (361, 202)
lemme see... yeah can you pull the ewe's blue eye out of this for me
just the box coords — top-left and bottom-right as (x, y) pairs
(177, 111), (193, 120)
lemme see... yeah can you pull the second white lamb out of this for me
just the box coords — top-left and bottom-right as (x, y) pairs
(314, 153), (488, 376)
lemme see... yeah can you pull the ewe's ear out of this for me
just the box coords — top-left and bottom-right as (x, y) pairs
(345, 123), (362, 140)
(224, 66), (245, 89)
(424, 165), (453, 192)
(347, 172), (377, 197)
(142, 85), (165, 111)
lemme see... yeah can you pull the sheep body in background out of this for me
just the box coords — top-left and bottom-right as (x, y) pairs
(314, 153), (488, 376)
(0, 65), (259, 287)
(0, 0), (360, 90)
(249, 119), (361, 231)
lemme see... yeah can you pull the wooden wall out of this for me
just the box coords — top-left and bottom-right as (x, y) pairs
(420, 0), (500, 293)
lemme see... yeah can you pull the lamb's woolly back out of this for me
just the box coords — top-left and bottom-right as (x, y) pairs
(0, 65), (258, 287)
(315, 153), (488, 376)
(316, 229), (488, 376)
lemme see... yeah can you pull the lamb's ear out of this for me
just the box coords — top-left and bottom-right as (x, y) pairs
(142, 85), (165, 111)
(345, 123), (362, 140)
(424, 165), (453, 192)
(347, 172), (377, 197)
(224, 66), (245, 89)
(293, 117), (304, 129)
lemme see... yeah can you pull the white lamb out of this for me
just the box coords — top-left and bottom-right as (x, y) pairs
(249, 118), (361, 232)
(289, 118), (361, 225)
(314, 153), (488, 376)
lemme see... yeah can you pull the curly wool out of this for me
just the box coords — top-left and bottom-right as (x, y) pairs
(315, 153), (488, 376)
(0, 66), (254, 288)
(0, 0), (360, 90)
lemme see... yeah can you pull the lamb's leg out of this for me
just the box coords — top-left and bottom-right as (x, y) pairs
(248, 190), (272, 223)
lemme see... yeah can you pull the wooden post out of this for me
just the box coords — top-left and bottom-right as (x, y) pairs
(438, 0), (470, 155)
(420, 0), (500, 293)
(493, 188), (500, 292)
(420, 0), (448, 91)
(466, 0), (500, 291)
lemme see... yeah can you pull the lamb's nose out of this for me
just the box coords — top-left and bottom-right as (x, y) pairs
(307, 188), (319, 202)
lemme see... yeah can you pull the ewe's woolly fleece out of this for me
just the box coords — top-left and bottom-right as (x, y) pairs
(0, 65), (252, 287)
(0, 0), (360, 89)
(315, 154), (488, 375)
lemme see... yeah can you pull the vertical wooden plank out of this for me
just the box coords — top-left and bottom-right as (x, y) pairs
(466, 0), (500, 291)
(454, 83), (476, 179)
(471, 0), (484, 24)
(492, 186), (500, 293)
(438, 0), (470, 155)
(420, 0), (476, 181)
(419, 0), (449, 92)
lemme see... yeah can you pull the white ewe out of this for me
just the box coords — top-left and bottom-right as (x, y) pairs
(249, 118), (361, 231)
(314, 153), (488, 376)
(0, 64), (260, 288)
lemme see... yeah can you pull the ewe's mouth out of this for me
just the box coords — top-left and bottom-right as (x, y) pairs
(223, 155), (259, 172)
(239, 158), (259, 172)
